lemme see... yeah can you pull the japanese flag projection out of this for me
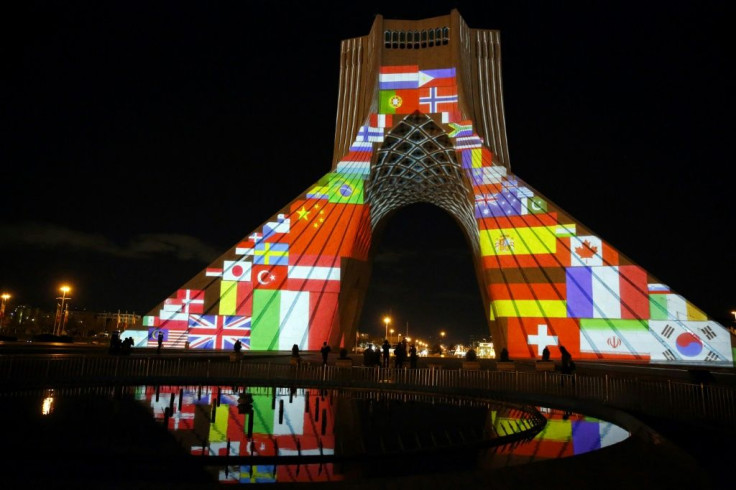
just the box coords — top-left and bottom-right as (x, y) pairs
(142, 60), (734, 369)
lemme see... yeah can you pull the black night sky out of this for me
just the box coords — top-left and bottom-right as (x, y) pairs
(2, 1), (733, 344)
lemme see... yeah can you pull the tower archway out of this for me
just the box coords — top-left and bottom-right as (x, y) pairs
(367, 111), (477, 251)
(359, 201), (489, 348)
(143, 10), (734, 367)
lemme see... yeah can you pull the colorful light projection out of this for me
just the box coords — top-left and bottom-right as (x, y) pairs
(143, 180), (372, 350)
(143, 62), (733, 366)
(138, 386), (339, 484)
(490, 406), (629, 466)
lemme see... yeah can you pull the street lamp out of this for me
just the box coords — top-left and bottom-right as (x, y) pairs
(383, 316), (391, 340)
(0, 293), (10, 331)
(54, 286), (71, 336)
(390, 328), (395, 344)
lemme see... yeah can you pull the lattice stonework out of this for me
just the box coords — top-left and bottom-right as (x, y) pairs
(367, 112), (478, 253)
(142, 10), (734, 367)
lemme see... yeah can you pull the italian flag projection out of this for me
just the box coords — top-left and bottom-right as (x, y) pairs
(141, 59), (734, 368)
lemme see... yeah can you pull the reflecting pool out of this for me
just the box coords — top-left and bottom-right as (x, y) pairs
(133, 384), (629, 484)
(0, 384), (629, 486)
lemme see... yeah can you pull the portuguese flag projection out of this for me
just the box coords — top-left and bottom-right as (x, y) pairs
(142, 16), (734, 368)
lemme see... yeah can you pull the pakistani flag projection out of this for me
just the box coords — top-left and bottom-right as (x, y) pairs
(142, 11), (733, 366)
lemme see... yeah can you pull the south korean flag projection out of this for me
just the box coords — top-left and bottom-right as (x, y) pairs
(143, 52), (735, 367)
(649, 320), (733, 363)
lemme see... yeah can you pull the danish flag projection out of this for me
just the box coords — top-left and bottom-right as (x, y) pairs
(143, 10), (734, 366)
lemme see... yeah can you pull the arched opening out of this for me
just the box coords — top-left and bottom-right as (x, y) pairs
(350, 111), (487, 353)
(357, 202), (489, 351)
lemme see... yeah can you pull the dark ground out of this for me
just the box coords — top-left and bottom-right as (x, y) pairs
(0, 347), (733, 489)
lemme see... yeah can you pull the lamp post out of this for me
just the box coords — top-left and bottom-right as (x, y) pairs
(54, 286), (71, 336)
(0, 293), (10, 331)
(383, 316), (391, 341)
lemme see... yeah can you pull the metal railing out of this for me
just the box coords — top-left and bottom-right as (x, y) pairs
(1, 355), (733, 428)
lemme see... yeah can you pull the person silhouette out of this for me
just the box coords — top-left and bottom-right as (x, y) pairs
(381, 340), (391, 368)
(560, 345), (574, 374)
(157, 331), (164, 354)
(363, 345), (375, 367)
(320, 342), (331, 365)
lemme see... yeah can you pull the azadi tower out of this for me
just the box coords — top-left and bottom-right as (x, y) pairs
(143, 10), (734, 366)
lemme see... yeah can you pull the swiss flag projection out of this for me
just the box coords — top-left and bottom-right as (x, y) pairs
(506, 317), (581, 359)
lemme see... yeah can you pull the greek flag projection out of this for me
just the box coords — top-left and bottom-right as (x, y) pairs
(143, 11), (734, 366)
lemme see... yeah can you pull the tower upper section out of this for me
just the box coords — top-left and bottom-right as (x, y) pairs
(332, 9), (510, 170)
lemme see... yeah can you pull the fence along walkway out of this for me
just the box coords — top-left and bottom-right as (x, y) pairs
(0, 355), (733, 429)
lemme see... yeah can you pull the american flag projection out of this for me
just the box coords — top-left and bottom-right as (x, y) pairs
(138, 386), (340, 484)
(140, 57), (733, 366)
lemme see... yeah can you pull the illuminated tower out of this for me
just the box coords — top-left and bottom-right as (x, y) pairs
(143, 10), (734, 366)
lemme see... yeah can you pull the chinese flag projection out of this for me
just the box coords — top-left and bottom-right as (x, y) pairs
(143, 11), (734, 366)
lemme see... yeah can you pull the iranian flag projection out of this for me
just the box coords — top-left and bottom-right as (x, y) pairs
(143, 62), (733, 366)
(471, 150), (734, 366)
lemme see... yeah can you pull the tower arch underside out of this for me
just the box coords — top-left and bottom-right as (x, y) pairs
(142, 11), (734, 367)
(367, 112), (478, 252)
(360, 111), (495, 342)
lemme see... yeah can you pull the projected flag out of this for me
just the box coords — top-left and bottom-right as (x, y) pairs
(142, 61), (732, 368)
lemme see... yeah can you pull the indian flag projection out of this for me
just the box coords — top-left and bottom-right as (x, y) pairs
(142, 15), (734, 366)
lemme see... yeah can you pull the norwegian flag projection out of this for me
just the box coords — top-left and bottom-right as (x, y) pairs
(141, 11), (733, 366)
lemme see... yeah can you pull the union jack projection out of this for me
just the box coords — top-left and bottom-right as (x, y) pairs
(142, 12), (733, 367)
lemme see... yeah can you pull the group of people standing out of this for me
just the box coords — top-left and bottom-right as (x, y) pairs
(507, 344), (576, 375)
(361, 339), (418, 368)
(109, 332), (134, 355)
